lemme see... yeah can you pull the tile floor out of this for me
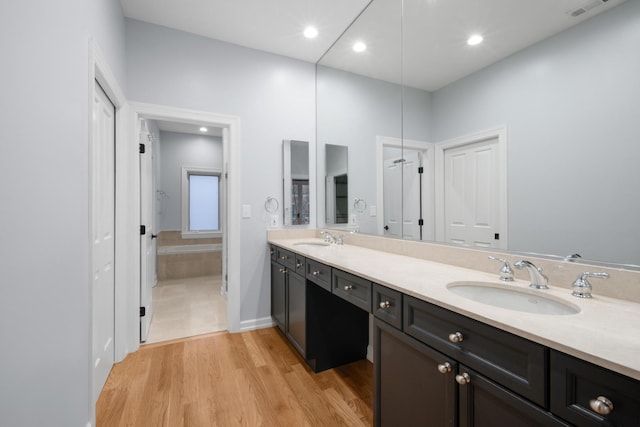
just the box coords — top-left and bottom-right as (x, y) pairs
(144, 275), (227, 344)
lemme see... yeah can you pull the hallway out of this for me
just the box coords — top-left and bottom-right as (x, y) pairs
(145, 275), (227, 344)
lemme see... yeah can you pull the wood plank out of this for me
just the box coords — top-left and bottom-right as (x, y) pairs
(96, 327), (373, 426)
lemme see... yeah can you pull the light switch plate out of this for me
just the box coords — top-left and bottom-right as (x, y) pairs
(242, 204), (251, 218)
(270, 215), (278, 227)
(369, 205), (377, 216)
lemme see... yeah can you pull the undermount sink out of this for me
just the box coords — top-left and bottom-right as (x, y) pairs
(293, 241), (331, 247)
(447, 281), (580, 315)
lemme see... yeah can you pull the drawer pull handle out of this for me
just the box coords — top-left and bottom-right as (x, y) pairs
(344, 285), (353, 291)
(455, 372), (471, 385)
(379, 301), (391, 309)
(448, 332), (464, 343)
(589, 396), (614, 415)
(437, 362), (452, 374)
(280, 255), (288, 260)
(279, 268), (287, 274)
(312, 270), (320, 276)
(296, 262), (303, 268)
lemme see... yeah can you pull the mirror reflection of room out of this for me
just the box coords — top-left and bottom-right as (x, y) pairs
(283, 140), (310, 225)
(325, 144), (349, 225)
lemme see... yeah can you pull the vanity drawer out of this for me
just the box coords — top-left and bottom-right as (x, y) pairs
(294, 254), (306, 275)
(332, 269), (372, 312)
(550, 350), (640, 427)
(373, 283), (402, 329)
(306, 258), (332, 292)
(404, 295), (547, 407)
(275, 246), (296, 270)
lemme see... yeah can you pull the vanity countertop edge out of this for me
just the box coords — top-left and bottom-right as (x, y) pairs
(268, 235), (640, 381)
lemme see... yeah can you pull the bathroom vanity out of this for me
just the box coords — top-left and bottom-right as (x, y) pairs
(268, 232), (640, 427)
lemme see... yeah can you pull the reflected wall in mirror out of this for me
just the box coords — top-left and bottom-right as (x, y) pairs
(283, 139), (310, 225)
(325, 144), (349, 225)
(317, 0), (640, 267)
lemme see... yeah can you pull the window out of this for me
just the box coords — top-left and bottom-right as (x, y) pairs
(182, 167), (222, 238)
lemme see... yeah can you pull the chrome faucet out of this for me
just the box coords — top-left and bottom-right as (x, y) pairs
(488, 256), (514, 282)
(571, 272), (609, 298)
(320, 230), (344, 245)
(514, 260), (549, 289)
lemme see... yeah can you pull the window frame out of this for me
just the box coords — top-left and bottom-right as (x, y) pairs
(181, 166), (222, 239)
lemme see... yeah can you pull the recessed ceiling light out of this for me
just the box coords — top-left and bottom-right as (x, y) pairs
(467, 34), (484, 46)
(199, 127), (208, 132)
(303, 26), (318, 39)
(353, 41), (367, 53)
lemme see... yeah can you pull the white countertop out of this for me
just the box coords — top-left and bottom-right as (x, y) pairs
(268, 237), (640, 381)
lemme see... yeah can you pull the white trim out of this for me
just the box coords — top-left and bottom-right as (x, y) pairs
(434, 125), (508, 248)
(239, 316), (275, 332)
(89, 38), (129, 427)
(157, 243), (222, 254)
(375, 135), (435, 239)
(129, 102), (242, 333)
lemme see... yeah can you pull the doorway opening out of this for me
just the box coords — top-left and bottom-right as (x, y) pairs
(131, 102), (241, 345)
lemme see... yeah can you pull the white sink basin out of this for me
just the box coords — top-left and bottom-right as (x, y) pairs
(447, 281), (580, 315)
(293, 241), (331, 247)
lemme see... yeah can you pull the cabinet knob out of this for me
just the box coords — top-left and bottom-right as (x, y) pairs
(344, 285), (353, 291)
(589, 396), (614, 415)
(437, 362), (452, 374)
(379, 300), (391, 309)
(455, 372), (471, 385)
(312, 270), (320, 276)
(280, 255), (288, 260)
(448, 332), (464, 343)
(296, 262), (303, 268)
(279, 268), (287, 274)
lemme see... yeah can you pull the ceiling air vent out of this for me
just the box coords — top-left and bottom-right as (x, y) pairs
(569, 0), (609, 17)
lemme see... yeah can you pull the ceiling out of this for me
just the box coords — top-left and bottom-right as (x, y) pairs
(123, 0), (627, 103)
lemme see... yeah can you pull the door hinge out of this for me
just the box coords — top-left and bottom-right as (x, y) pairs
(418, 219), (424, 226)
(140, 307), (146, 317)
(494, 233), (500, 240)
(139, 143), (146, 154)
(140, 225), (146, 235)
(418, 166), (424, 174)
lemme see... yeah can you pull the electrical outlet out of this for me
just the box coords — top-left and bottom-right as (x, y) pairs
(270, 215), (278, 227)
(369, 205), (377, 216)
(350, 214), (357, 225)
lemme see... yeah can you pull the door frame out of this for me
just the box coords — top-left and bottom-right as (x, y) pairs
(434, 125), (508, 248)
(375, 135), (434, 238)
(89, 39), (129, 421)
(129, 102), (241, 336)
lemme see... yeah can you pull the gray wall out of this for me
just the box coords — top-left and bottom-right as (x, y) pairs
(431, 1), (640, 264)
(158, 131), (223, 231)
(125, 18), (316, 324)
(0, 1), (126, 426)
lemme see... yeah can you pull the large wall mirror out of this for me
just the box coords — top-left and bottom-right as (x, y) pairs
(317, 0), (640, 268)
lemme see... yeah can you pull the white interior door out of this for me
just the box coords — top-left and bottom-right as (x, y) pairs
(443, 137), (502, 248)
(383, 158), (402, 237)
(401, 151), (422, 240)
(92, 81), (115, 402)
(139, 121), (154, 342)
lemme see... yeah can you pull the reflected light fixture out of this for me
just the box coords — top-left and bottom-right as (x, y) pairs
(353, 41), (367, 52)
(467, 34), (484, 46)
(304, 26), (318, 39)
(199, 127), (208, 132)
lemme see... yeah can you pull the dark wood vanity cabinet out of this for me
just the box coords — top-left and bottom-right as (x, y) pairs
(550, 350), (640, 427)
(270, 245), (368, 372)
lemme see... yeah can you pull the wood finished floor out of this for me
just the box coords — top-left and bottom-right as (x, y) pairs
(97, 327), (373, 426)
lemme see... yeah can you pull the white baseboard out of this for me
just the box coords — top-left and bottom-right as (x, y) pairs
(239, 316), (274, 332)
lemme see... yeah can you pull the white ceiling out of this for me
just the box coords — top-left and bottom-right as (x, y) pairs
(122, 0), (627, 93)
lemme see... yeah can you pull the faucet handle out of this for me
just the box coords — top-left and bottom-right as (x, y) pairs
(488, 256), (514, 282)
(572, 272), (609, 298)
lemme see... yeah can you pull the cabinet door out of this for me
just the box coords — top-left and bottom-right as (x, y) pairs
(270, 260), (286, 333)
(374, 319), (456, 427)
(458, 365), (570, 427)
(287, 271), (306, 357)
